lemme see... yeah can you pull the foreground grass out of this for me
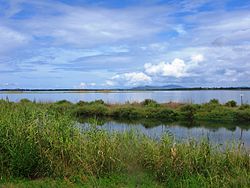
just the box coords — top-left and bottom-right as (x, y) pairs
(0, 100), (250, 187)
(1, 173), (164, 188)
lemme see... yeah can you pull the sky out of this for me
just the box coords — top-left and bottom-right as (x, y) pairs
(0, 0), (250, 89)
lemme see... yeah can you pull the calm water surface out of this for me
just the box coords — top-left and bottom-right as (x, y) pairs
(80, 121), (250, 148)
(1, 90), (250, 104)
(2, 90), (250, 147)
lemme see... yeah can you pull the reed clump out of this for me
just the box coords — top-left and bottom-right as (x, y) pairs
(0, 100), (249, 187)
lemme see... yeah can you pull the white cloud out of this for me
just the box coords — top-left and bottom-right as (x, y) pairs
(111, 72), (152, 86)
(105, 80), (116, 86)
(0, 26), (29, 54)
(160, 44), (250, 86)
(144, 58), (188, 78)
(0, 82), (16, 87)
(173, 24), (186, 35)
(7, 1), (169, 47)
(224, 69), (237, 76)
(184, 10), (250, 47)
(79, 82), (87, 88)
(1, 0), (250, 88)
(79, 82), (96, 88)
(191, 54), (204, 63)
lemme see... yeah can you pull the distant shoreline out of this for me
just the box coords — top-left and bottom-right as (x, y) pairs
(0, 87), (250, 93)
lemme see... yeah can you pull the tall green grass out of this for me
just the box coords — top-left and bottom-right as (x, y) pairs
(0, 100), (249, 187)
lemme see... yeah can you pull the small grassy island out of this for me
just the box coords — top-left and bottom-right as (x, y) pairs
(0, 99), (250, 187)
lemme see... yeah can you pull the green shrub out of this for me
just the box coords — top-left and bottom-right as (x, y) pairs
(74, 104), (108, 117)
(201, 99), (221, 112)
(239, 104), (250, 110)
(179, 104), (197, 121)
(48, 100), (74, 115)
(225, 100), (237, 107)
(19, 98), (32, 103)
(145, 107), (178, 121)
(76, 100), (88, 106)
(202, 109), (235, 121)
(234, 110), (250, 122)
(157, 108), (178, 120)
(55, 100), (72, 105)
(141, 99), (159, 107)
(90, 99), (105, 105)
(76, 100), (105, 106)
(208, 99), (220, 104)
(111, 107), (142, 119)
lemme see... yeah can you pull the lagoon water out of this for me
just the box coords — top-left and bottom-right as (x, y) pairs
(80, 121), (250, 148)
(1, 89), (250, 147)
(0, 90), (250, 104)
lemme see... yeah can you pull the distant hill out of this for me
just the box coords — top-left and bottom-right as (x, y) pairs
(132, 85), (183, 90)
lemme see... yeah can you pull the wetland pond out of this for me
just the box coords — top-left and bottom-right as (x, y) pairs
(79, 119), (250, 149)
(1, 90), (250, 148)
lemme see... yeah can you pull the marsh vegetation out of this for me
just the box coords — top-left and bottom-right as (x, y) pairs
(0, 99), (250, 187)
(67, 98), (250, 123)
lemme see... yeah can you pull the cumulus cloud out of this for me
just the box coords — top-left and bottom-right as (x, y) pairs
(144, 58), (188, 78)
(109, 72), (152, 86)
(103, 54), (206, 87)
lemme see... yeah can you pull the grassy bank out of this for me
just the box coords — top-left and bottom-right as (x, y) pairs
(1, 98), (250, 125)
(0, 100), (250, 187)
(57, 98), (250, 123)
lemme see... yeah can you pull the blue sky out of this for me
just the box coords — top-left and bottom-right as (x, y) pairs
(0, 0), (250, 89)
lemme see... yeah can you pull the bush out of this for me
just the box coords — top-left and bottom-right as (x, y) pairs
(155, 108), (178, 120)
(179, 104), (197, 121)
(90, 100), (105, 105)
(234, 110), (250, 122)
(55, 100), (72, 105)
(208, 99), (219, 105)
(146, 107), (178, 121)
(202, 99), (221, 112)
(19, 98), (32, 103)
(204, 110), (235, 121)
(111, 107), (142, 119)
(141, 99), (159, 107)
(76, 100), (88, 106)
(76, 100), (105, 106)
(51, 100), (74, 114)
(239, 104), (250, 110)
(225, 100), (237, 107)
(74, 104), (108, 117)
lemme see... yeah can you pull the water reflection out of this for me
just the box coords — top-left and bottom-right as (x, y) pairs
(78, 118), (250, 148)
